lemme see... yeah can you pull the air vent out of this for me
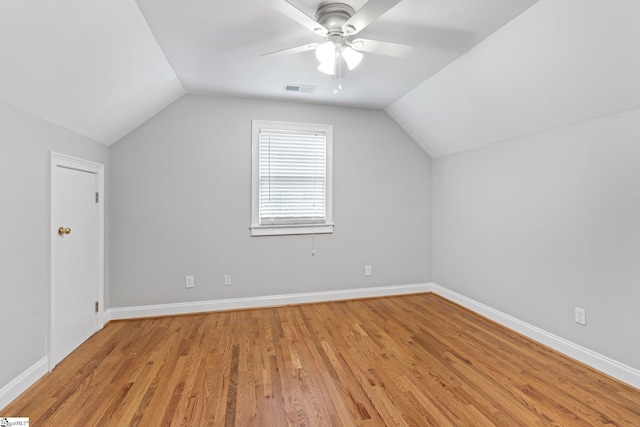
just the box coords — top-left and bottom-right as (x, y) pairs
(283, 84), (317, 94)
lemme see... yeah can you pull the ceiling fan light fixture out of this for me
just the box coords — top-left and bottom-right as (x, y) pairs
(315, 41), (336, 64)
(264, 0), (415, 80)
(341, 46), (363, 70)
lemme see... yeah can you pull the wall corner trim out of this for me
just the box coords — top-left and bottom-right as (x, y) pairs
(0, 357), (48, 410)
(430, 283), (640, 390)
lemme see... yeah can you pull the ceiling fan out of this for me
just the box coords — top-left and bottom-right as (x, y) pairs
(264, 0), (413, 78)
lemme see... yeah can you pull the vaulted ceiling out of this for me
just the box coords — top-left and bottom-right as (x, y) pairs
(388, 0), (640, 157)
(1, 0), (638, 157)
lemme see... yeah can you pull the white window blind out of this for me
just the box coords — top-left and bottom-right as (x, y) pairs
(259, 129), (326, 225)
(251, 120), (333, 236)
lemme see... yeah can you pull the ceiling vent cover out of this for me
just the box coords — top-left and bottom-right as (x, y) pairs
(284, 84), (317, 93)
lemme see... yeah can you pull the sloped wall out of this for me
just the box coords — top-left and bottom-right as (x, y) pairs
(388, 0), (640, 158)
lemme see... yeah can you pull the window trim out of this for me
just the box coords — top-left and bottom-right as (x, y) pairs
(250, 120), (333, 236)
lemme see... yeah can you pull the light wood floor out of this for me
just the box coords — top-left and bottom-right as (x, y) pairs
(3, 293), (640, 426)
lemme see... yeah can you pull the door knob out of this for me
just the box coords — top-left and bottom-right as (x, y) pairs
(58, 227), (71, 236)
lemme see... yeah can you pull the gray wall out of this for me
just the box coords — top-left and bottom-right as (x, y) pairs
(3, 87), (638, 395)
(0, 101), (108, 390)
(432, 107), (640, 370)
(109, 95), (432, 307)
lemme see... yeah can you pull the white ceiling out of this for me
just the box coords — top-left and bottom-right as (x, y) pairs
(1, 0), (637, 157)
(0, 0), (538, 146)
(134, 0), (538, 110)
(0, 0), (184, 144)
(388, 0), (640, 157)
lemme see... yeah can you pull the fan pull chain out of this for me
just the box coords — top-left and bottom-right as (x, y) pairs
(333, 47), (343, 94)
(311, 232), (315, 257)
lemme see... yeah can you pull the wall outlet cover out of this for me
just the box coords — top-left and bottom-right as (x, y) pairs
(186, 276), (195, 288)
(575, 307), (586, 325)
(365, 265), (372, 276)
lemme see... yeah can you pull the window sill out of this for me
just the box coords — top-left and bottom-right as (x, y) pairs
(250, 223), (334, 237)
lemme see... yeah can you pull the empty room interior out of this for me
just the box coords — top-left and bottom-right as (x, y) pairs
(1, 0), (640, 425)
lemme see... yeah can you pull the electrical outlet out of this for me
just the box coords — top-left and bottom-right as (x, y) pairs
(224, 274), (232, 286)
(365, 265), (372, 276)
(574, 307), (586, 325)
(185, 275), (195, 288)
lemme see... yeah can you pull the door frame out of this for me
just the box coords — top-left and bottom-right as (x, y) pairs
(48, 151), (105, 371)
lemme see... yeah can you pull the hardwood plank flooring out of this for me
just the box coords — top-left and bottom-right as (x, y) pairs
(3, 293), (640, 425)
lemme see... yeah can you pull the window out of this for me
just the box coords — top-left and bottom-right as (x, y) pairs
(251, 120), (333, 236)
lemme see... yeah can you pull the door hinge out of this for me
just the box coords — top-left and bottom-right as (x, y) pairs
(95, 301), (99, 313)
(95, 192), (99, 203)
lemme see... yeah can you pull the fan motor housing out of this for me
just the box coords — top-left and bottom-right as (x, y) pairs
(316, 3), (355, 34)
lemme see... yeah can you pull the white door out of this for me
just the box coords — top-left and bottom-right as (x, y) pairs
(51, 154), (103, 367)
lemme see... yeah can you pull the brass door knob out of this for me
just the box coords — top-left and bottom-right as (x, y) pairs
(58, 227), (71, 236)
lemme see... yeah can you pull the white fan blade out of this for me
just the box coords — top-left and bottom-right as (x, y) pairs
(265, 0), (328, 36)
(262, 43), (319, 57)
(342, 0), (402, 35)
(351, 38), (413, 58)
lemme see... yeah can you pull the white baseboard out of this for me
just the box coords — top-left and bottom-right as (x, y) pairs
(430, 283), (640, 390)
(107, 282), (640, 389)
(5, 281), (638, 412)
(0, 357), (48, 410)
(105, 283), (433, 321)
